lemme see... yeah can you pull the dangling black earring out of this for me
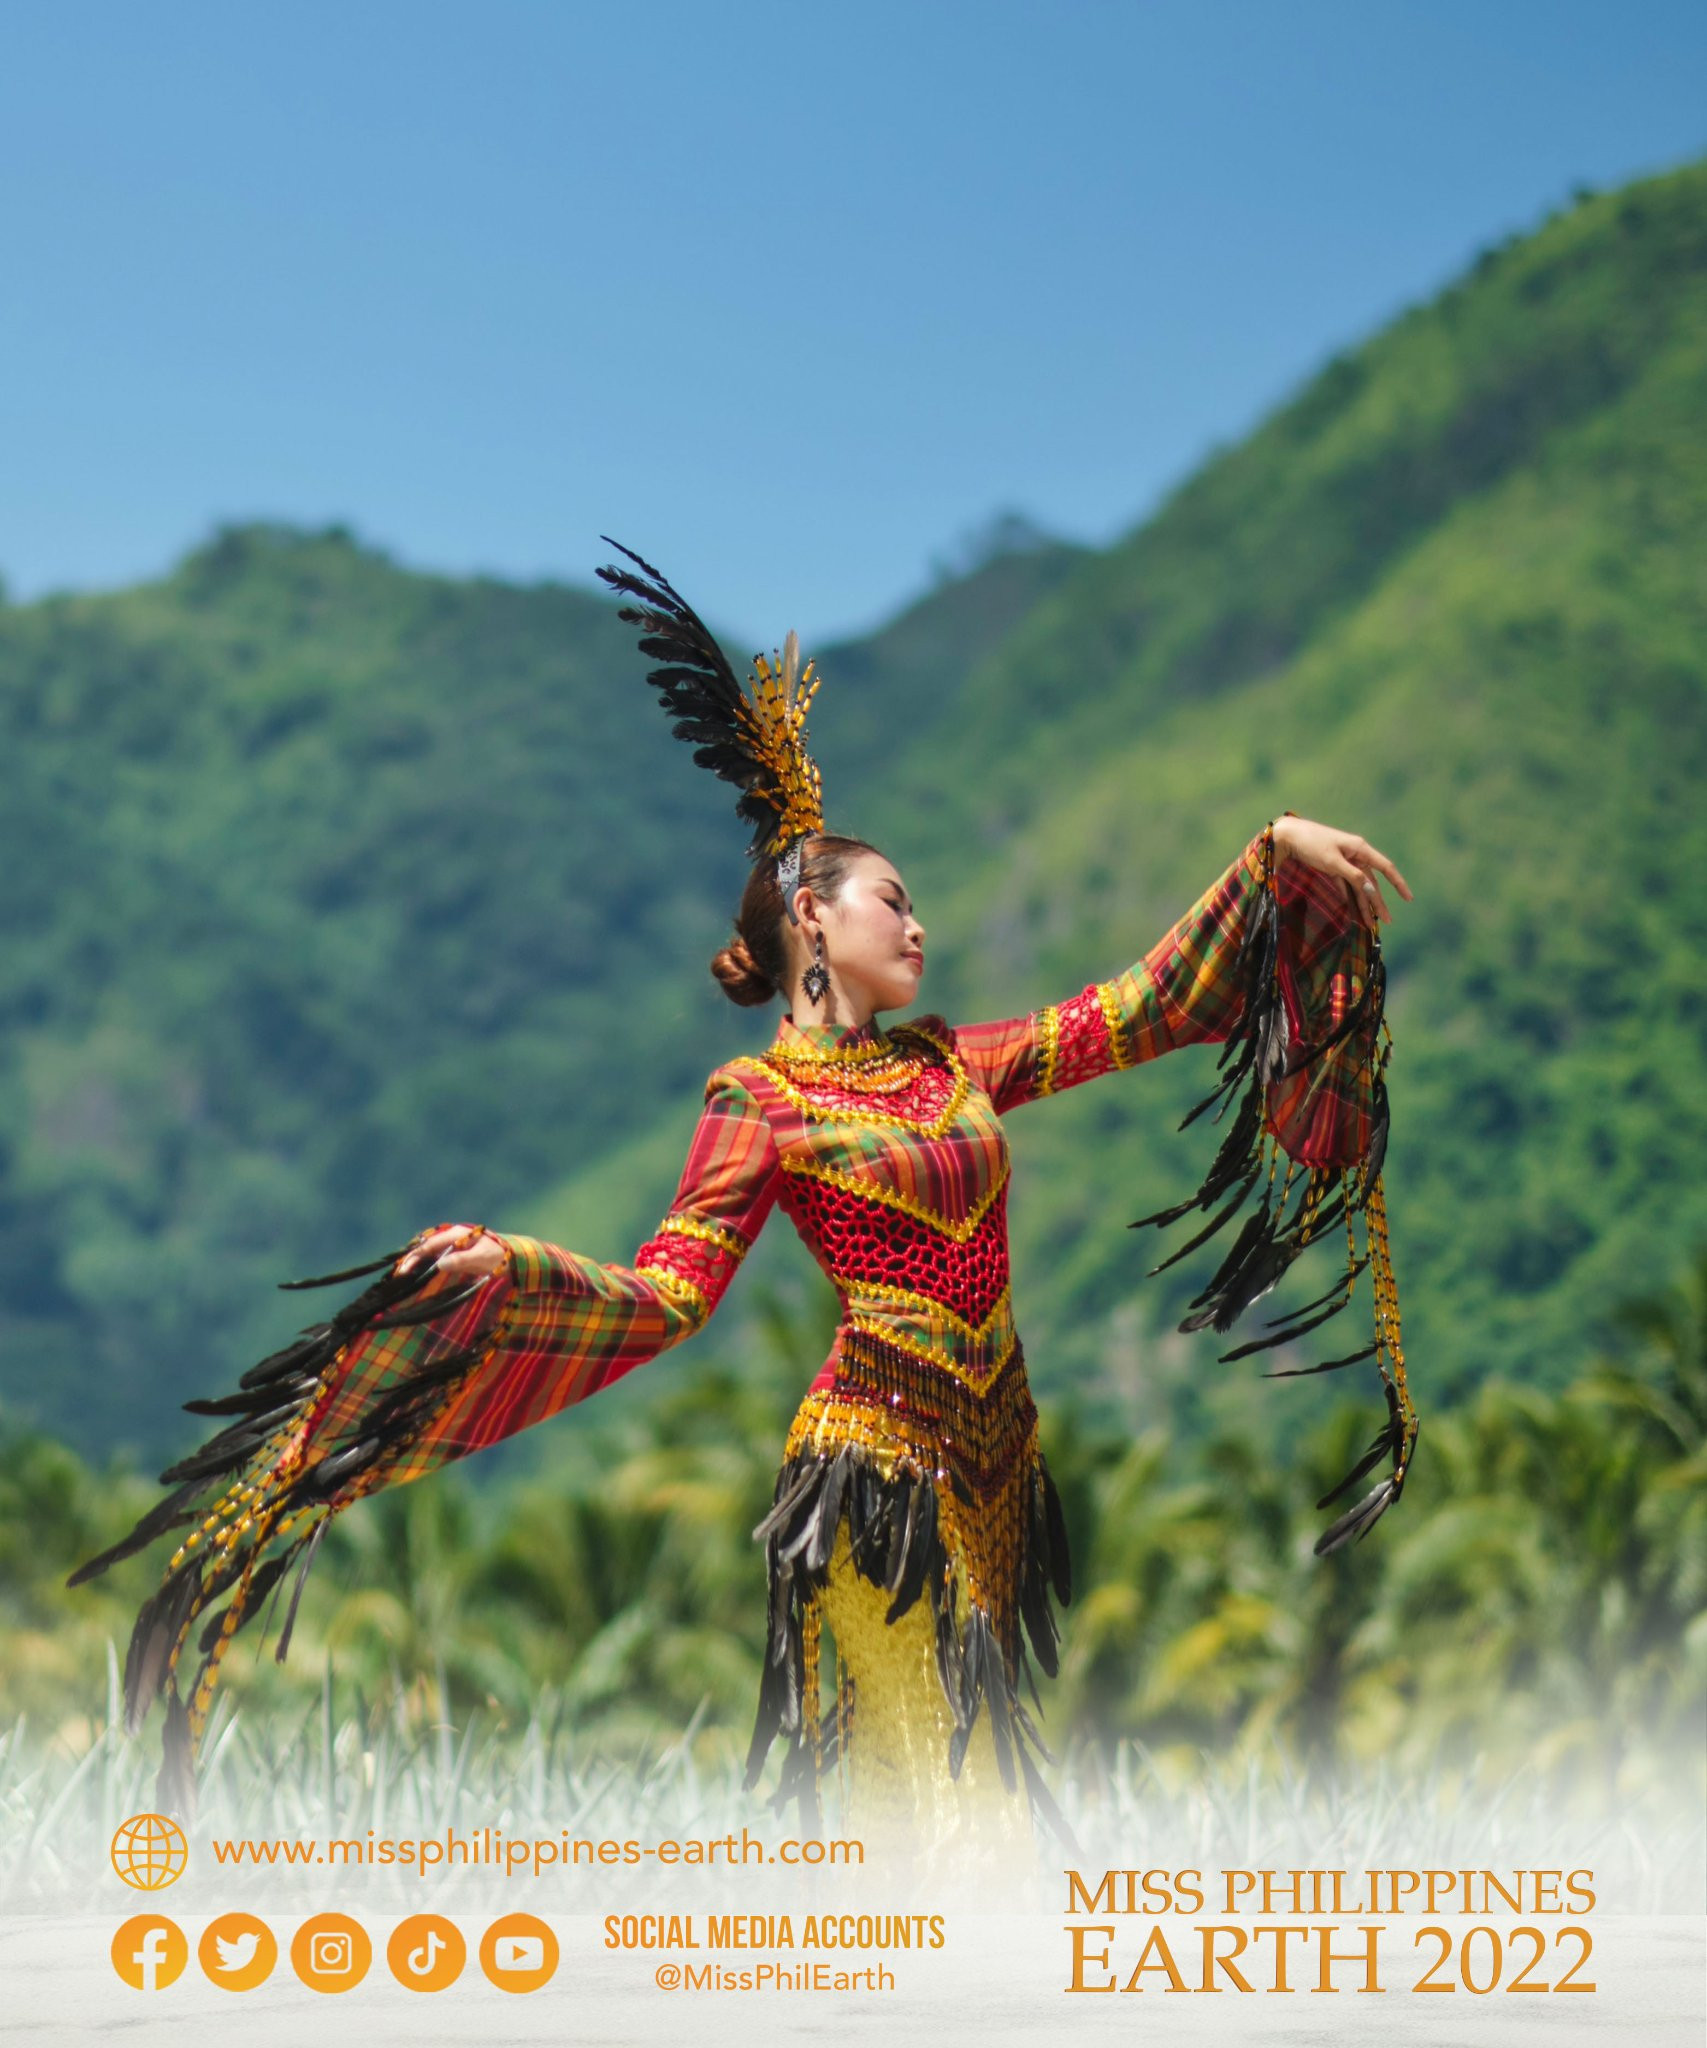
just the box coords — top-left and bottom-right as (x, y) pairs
(802, 929), (830, 1005)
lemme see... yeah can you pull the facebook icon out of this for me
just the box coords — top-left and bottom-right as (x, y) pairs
(134, 1926), (170, 1991)
(112, 1916), (186, 1992)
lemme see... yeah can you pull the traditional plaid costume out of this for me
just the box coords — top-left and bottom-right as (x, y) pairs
(79, 548), (1414, 1829)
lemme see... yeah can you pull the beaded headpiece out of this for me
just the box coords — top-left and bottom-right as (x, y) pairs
(596, 539), (827, 924)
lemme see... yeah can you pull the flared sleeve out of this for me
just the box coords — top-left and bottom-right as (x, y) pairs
(444, 1065), (782, 1450)
(952, 825), (1375, 1156)
(75, 1062), (781, 1811)
(954, 818), (1415, 1559)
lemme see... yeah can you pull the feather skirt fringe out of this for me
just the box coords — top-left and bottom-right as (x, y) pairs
(743, 1436), (1077, 1852)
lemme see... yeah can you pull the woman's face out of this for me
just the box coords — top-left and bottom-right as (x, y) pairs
(795, 852), (926, 1019)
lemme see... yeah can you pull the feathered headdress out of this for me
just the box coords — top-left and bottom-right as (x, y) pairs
(595, 538), (827, 918)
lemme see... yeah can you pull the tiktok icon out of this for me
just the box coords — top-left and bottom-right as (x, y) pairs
(387, 1913), (466, 1991)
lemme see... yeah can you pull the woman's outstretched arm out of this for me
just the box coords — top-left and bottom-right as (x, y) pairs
(78, 1063), (782, 1802)
(952, 816), (1420, 1558)
(299, 1065), (782, 1465)
(953, 815), (1409, 1161)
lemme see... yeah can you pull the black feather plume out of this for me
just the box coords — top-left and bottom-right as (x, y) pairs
(595, 538), (789, 857)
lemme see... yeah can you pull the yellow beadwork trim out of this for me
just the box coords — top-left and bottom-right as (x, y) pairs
(787, 1395), (1043, 1633)
(779, 1151), (1010, 1240)
(843, 1311), (1017, 1390)
(1094, 982), (1133, 1070)
(840, 1278), (1012, 1343)
(635, 1264), (711, 1320)
(787, 1394), (941, 1477)
(654, 1214), (751, 1260)
(802, 1595), (823, 1787)
(168, 1423), (302, 1572)
(1036, 1004), (1062, 1097)
(765, 1056), (923, 1098)
(767, 1026), (899, 1065)
(784, 1387), (1035, 1482)
(1365, 1174), (1412, 1456)
(189, 1504), (282, 1741)
(729, 1048), (971, 1140)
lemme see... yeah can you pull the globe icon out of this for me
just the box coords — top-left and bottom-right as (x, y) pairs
(111, 1812), (189, 1890)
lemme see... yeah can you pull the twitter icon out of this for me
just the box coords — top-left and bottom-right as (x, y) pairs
(198, 1913), (277, 1990)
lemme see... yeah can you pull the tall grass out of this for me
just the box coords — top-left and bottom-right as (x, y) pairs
(4, 1669), (1697, 1915)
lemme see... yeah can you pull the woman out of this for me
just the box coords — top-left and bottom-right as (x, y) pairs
(76, 544), (1417, 1845)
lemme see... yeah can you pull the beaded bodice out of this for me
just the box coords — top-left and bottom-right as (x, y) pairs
(729, 1014), (1016, 1396)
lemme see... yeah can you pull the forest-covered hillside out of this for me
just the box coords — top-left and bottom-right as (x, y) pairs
(0, 515), (1083, 1451)
(1, 160), (1704, 1461)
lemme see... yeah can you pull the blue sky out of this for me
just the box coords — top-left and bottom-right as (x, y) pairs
(2, 2), (1702, 644)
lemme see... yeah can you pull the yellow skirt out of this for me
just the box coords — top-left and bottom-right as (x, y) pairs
(744, 1333), (1073, 1873)
(814, 1526), (1036, 1870)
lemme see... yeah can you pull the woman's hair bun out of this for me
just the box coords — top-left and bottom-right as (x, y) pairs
(710, 935), (777, 1007)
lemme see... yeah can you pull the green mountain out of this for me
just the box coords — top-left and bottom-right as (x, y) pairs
(523, 157), (1707, 1451)
(4, 158), (1705, 1463)
(0, 516), (1085, 1451)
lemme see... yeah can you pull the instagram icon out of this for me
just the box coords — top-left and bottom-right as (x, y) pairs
(291, 1914), (371, 1992)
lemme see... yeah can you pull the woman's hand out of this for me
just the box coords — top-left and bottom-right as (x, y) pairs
(395, 1223), (509, 1289)
(1272, 815), (1413, 927)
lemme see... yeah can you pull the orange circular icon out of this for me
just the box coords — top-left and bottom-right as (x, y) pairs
(289, 1912), (372, 1992)
(198, 1912), (277, 1991)
(111, 1914), (188, 1990)
(479, 1912), (558, 1992)
(387, 1913), (465, 1992)
(111, 1812), (188, 1890)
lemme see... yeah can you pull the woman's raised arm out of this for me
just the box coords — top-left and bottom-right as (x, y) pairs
(954, 815), (1420, 1558)
(953, 815), (1408, 1167)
